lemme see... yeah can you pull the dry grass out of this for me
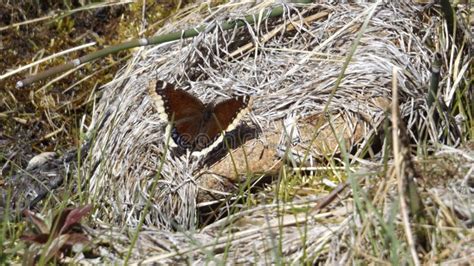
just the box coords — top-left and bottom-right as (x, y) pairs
(1, 0), (472, 264)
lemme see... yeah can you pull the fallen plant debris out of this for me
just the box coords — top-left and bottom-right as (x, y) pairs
(0, 0), (472, 264)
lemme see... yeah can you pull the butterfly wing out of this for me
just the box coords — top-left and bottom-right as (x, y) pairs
(192, 96), (253, 155)
(148, 80), (205, 147)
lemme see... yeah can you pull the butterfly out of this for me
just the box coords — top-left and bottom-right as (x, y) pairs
(148, 80), (253, 156)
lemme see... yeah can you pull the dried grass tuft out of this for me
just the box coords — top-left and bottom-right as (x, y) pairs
(77, 0), (472, 264)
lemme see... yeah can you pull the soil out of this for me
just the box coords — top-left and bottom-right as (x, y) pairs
(0, 1), (189, 177)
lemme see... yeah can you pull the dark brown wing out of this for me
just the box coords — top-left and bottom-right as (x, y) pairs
(193, 96), (252, 152)
(148, 80), (205, 147)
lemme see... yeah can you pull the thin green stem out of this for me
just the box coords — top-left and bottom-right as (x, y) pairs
(17, 0), (312, 88)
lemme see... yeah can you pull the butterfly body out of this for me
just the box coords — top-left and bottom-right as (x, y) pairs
(148, 80), (253, 156)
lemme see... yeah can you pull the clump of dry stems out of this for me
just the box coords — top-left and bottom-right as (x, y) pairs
(4, 0), (472, 264)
